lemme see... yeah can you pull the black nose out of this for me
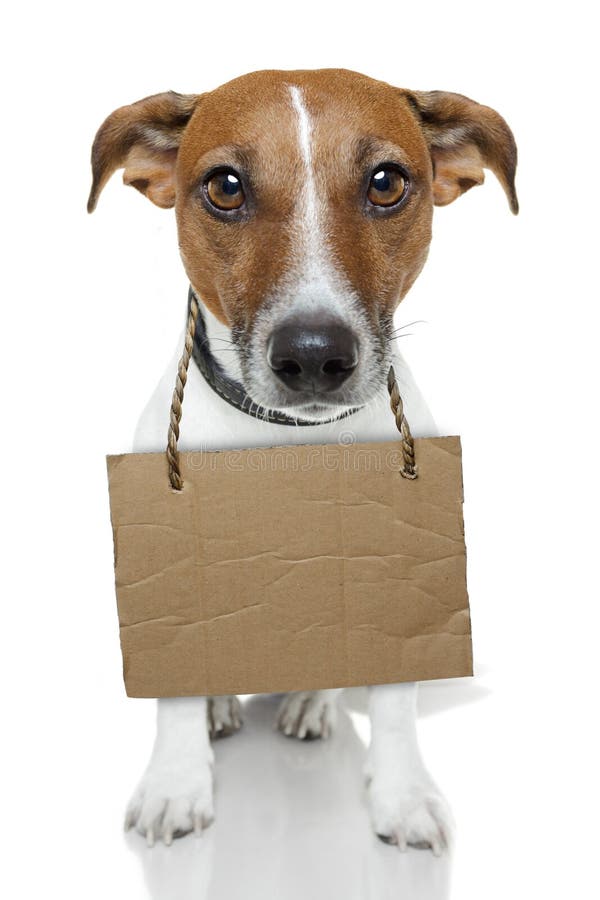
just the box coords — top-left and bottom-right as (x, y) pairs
(267, 317), (359, 393)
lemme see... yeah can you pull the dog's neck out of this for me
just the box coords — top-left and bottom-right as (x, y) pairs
(191, 290), (361, 427)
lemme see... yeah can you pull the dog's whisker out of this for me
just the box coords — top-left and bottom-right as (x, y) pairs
(209, 337), (237, 346)
(386, 333), (415, 343)
(391, 319), (427, 331)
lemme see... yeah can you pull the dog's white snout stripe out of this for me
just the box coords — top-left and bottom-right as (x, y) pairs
(289, 85), (321, 269)
(287, 84), (350, 319)
(289, 85), (313, 168)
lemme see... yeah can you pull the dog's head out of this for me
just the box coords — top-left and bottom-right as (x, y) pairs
(89, 69), (517, 421)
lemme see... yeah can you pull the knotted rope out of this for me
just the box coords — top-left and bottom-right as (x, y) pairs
(166, 294), (199, 490)
(387, 365), (418, 479)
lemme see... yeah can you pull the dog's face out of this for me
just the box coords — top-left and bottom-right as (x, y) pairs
(89, 69), (517, 420)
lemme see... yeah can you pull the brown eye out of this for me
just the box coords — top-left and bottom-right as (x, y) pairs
(367, 166), (407, 207)
(206, 170), (245, 211)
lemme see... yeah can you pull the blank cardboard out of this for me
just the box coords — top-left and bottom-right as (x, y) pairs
(107, 436), (472, 697)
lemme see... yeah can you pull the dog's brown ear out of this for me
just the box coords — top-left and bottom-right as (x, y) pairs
(87, 91), (201, 213)
(406, 90), (518, 214)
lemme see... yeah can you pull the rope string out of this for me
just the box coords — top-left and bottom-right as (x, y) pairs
(166, 295), (199, 490)
(387, 366), (418, 479)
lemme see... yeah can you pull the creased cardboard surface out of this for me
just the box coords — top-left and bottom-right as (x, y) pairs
(107, 437), (472, 697)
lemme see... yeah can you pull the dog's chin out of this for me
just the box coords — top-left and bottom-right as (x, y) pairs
(279, 400), (358, 423)
(243, 382), (368, 424)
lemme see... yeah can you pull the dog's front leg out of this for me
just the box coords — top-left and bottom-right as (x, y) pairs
(125, 697), (214, 846)
(366, 683), (453, 855)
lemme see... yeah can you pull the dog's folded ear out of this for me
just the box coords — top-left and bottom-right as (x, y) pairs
(406, 90), (518, 214)
(87, 91), (201, 213)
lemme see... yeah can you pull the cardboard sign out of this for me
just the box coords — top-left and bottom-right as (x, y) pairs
(107, 436), (472, 697)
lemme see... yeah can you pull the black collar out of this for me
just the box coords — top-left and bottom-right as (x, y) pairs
(188, 288), (361, 427)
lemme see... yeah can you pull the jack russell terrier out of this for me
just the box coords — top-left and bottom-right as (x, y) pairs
(88, 68), (517, 853)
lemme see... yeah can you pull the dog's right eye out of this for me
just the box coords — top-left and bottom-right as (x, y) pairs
(205, 170), (245, 211)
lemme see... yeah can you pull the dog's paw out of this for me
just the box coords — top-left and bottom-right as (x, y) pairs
(276, 690), (338, 739)
(125, 750), (215, 847)
(367, 773), (453, 856)
(207, 695), (243, 739)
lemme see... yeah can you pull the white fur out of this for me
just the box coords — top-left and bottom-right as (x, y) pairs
(125, 697), (214, 845)
(277, 689), (340, 739)
(207, 694), (243, 738)
(288, 84), (328, 300)
(366, 683), (453, 853)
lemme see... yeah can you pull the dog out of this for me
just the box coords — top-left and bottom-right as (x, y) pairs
(89, 68), (517, 853)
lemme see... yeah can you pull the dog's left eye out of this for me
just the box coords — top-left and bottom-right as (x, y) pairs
(205, 170), (245, 211)
(367, 166), (408, 208)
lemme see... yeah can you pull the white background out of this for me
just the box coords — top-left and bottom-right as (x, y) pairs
(1, 1), (598, 897)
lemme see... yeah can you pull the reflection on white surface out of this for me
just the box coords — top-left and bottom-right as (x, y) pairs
(127, 693), (455, 900)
